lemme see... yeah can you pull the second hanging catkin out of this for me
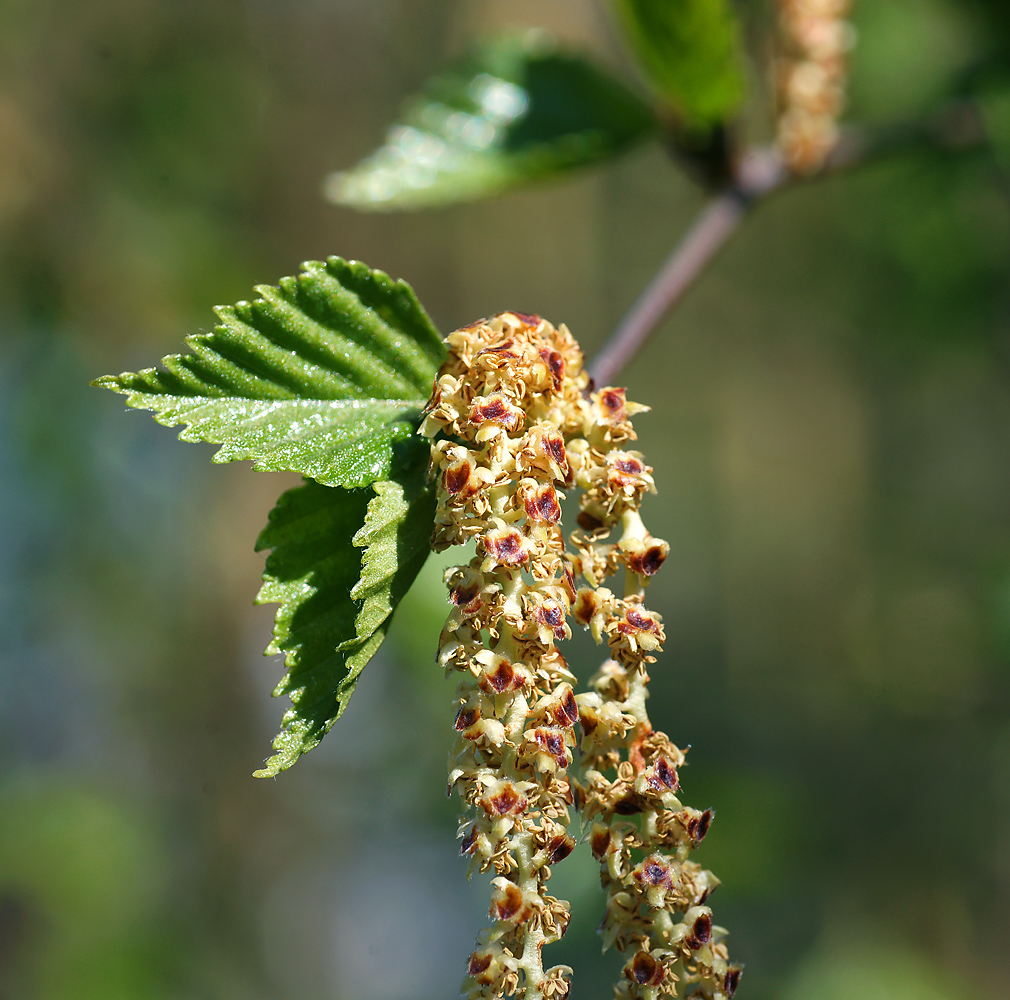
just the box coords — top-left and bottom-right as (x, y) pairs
(566, 385), (741, 1000)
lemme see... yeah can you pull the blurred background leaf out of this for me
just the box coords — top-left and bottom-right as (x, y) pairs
(977, 78), (1010, 175)
(324, 31), (657, 211)
(609, 0), (746, 127)
(0, 781), (173, 1000)
(780, 936), (959, 1000)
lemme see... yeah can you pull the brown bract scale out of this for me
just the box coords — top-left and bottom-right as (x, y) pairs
(481, 520), (529, 570)
(626, 951), (666, 988)
(470, 393), (526, 434)
(621, 536), (670, 579)
(516, 424), (570, 484)
(546, 834), (575, 865)
(518, 480), (563, 525)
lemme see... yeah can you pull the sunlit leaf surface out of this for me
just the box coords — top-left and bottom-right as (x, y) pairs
(94, 257), (445, 488)
(325, 32), (657, 211)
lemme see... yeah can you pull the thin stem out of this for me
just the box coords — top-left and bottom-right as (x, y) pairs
(588, 148), (784, 387)
(588, 99), (990, 387)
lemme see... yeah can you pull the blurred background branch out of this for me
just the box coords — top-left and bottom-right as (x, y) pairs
(590, 97), (993, 386)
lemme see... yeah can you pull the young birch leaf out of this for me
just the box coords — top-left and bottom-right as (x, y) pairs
(254, 438), (436, 777)
(325, 31), (657, 211)
(253, 481), (370, 777)
(93, 257), (445, 488)
(348, 441), (437, 645)
(611, 0), (746, 127)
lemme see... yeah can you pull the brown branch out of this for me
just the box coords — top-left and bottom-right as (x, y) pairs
(588, 147), (785, 387)
(587, 100), (990, 388)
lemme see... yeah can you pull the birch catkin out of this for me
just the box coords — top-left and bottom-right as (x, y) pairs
(566, 385), (741, 1000)
(423, 313), (586, 1000)
(775, 0), (854, 174)
(422, 313), (739, 1000)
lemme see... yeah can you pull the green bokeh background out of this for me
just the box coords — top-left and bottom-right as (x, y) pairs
(2, 1), (1009, 998)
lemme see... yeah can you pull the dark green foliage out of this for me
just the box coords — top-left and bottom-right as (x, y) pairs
(254, 445), (436, 777)
(977, 77), (1010, 175)
(325, 32), (657, 211)
(611, 0), (746, 127)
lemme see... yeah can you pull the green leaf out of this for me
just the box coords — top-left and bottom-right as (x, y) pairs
(977, 79), (1010, 176)
(324, 31), (657, 211)
(93, 257), (446, 488)
(611, 0), (746, 127)
(253, 438), (436, 777)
